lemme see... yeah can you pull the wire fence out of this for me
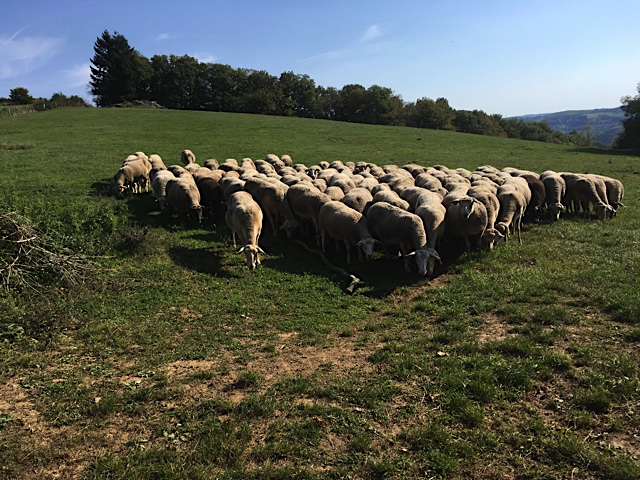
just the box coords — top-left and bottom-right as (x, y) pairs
(0, 100), (90, 118)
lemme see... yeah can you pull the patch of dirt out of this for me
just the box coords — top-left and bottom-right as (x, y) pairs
(476, 313), (516, 344)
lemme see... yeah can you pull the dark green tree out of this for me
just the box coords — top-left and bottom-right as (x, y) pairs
(240, 70), (280, 115)
(614, 84), (640, 149)
(314, 86), (339, 120)
(89, 30), (148, 107)
(9, 87), (33, 105)
(409, 97), (455, 130)
(278, 71), (316, 117)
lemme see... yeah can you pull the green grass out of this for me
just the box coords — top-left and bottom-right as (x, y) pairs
(1, 107), (639, 479)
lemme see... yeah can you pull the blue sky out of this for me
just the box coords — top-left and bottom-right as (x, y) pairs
(2, 0), (639, 116)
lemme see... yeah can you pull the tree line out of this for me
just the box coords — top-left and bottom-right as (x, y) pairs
(89, 31), (597, 146)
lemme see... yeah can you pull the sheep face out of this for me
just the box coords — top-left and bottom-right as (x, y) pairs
(189, 205), (203, 225)
(456, 198), (476, 220)
(481, 228), (504, 251)
(549, 203), (565, 221)
(356, 238), (378, 261)
(405, 248), (433, 276)
(238, 245), (265, 270)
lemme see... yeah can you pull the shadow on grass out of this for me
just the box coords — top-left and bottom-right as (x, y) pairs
(257, 233), (454, 298)
(168, 246), (235, 278)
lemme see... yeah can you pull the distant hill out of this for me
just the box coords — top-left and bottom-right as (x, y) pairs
(510, 107), (625, 145)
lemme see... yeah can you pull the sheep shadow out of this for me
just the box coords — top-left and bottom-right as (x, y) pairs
(259, 234), (436, 298)
(168, 246), (235, 278)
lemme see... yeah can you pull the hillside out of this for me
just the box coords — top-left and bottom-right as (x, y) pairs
(1, 108), (639, 480)
(511, 107), (625, 145)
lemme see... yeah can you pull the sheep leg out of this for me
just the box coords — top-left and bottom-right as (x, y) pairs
(344, 240), (352, 264)
(464, 236), (471, 261)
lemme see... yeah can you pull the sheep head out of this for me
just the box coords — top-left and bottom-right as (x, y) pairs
(454, 197), (477, 220)
(405, 248), (438, 276)
(356, 237), (379, 261)
(238, 245), (266, 270)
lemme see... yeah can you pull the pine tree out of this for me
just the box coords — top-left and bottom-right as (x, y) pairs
(89, 30), (148, 107)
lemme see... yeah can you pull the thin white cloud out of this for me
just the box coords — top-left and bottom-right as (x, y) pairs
(359, 24), (382, 44)
(305, 24), (384, 63)
(0, 29), (63, 79)
(194, 52), (217, 64)
(156, 33), (172, 41)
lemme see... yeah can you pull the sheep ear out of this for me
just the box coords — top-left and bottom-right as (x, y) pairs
(404, 251), (416, 257)
(237, 246), (246, 254)
(257, 246), (266, 254)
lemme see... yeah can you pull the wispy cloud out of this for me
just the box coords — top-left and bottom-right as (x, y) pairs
(306, 24), (385, 63)
(0, 28), (63, 79)
(156, 33), (173, 41)
(359, 24), (382, 44)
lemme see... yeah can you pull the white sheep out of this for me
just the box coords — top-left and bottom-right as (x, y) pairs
(181, 149), (196, 165)
(166, 177), (203, 225)
(413, 192), (445, 276)
(445, 196), (488, 260)
(152, 170), (176, 212)
(366, 202), (432, 275)
(318, 201), (379, 264)
(541, 174), (566, 221)
(495, 185), (527, 243)
(225, 191), (265, 270)
(467, 186), (503, 251)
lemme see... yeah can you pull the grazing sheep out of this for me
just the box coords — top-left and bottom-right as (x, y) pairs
(495, 185), (526, 243)
(413, 194), (446, 276)
(371, 189), (410, 211)
(399, 186), (431, 211)
(356, 176), (380, 192)
(196, 176), (223, 219)
(542, 174), (566, 221)
(244, 177), (298, 237)
(341, 187), (374, 215)
(152, 170), (176, 211)
(519, 174), (546, 223)
(225, 191), (265, 270)
(167, 165), (195, 183)
(328, 173), (357, 193)
(445, 196), (489, 260)
(366, 202), (432, 275)
(181, 149), (196, 165)
(220, 177), (246, 201)
(324, 186), (346, 201)
(318, 201), (379, 264)
(593, 174), (625, 214)
(287, 183), (332, 242)
(559, 172), (583, 214)
(574, 176), (614, 220)
(112, 162), (149, 196)
(468, 186), (503, 251)
(166, 177), (203, 225)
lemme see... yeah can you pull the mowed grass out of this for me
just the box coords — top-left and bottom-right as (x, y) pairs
(1, 107), (639, 479)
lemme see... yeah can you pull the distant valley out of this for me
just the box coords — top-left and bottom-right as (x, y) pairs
(510, 107), (625, 145)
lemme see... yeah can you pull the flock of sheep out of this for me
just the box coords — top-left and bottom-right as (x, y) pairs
(110, 150), (625, 274)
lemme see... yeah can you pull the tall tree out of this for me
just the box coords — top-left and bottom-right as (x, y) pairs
(89, 30), (148, 107)
(614, 83), (640, 149)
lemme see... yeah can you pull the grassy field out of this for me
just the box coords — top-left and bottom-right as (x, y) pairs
(1, 107), (639, 479)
